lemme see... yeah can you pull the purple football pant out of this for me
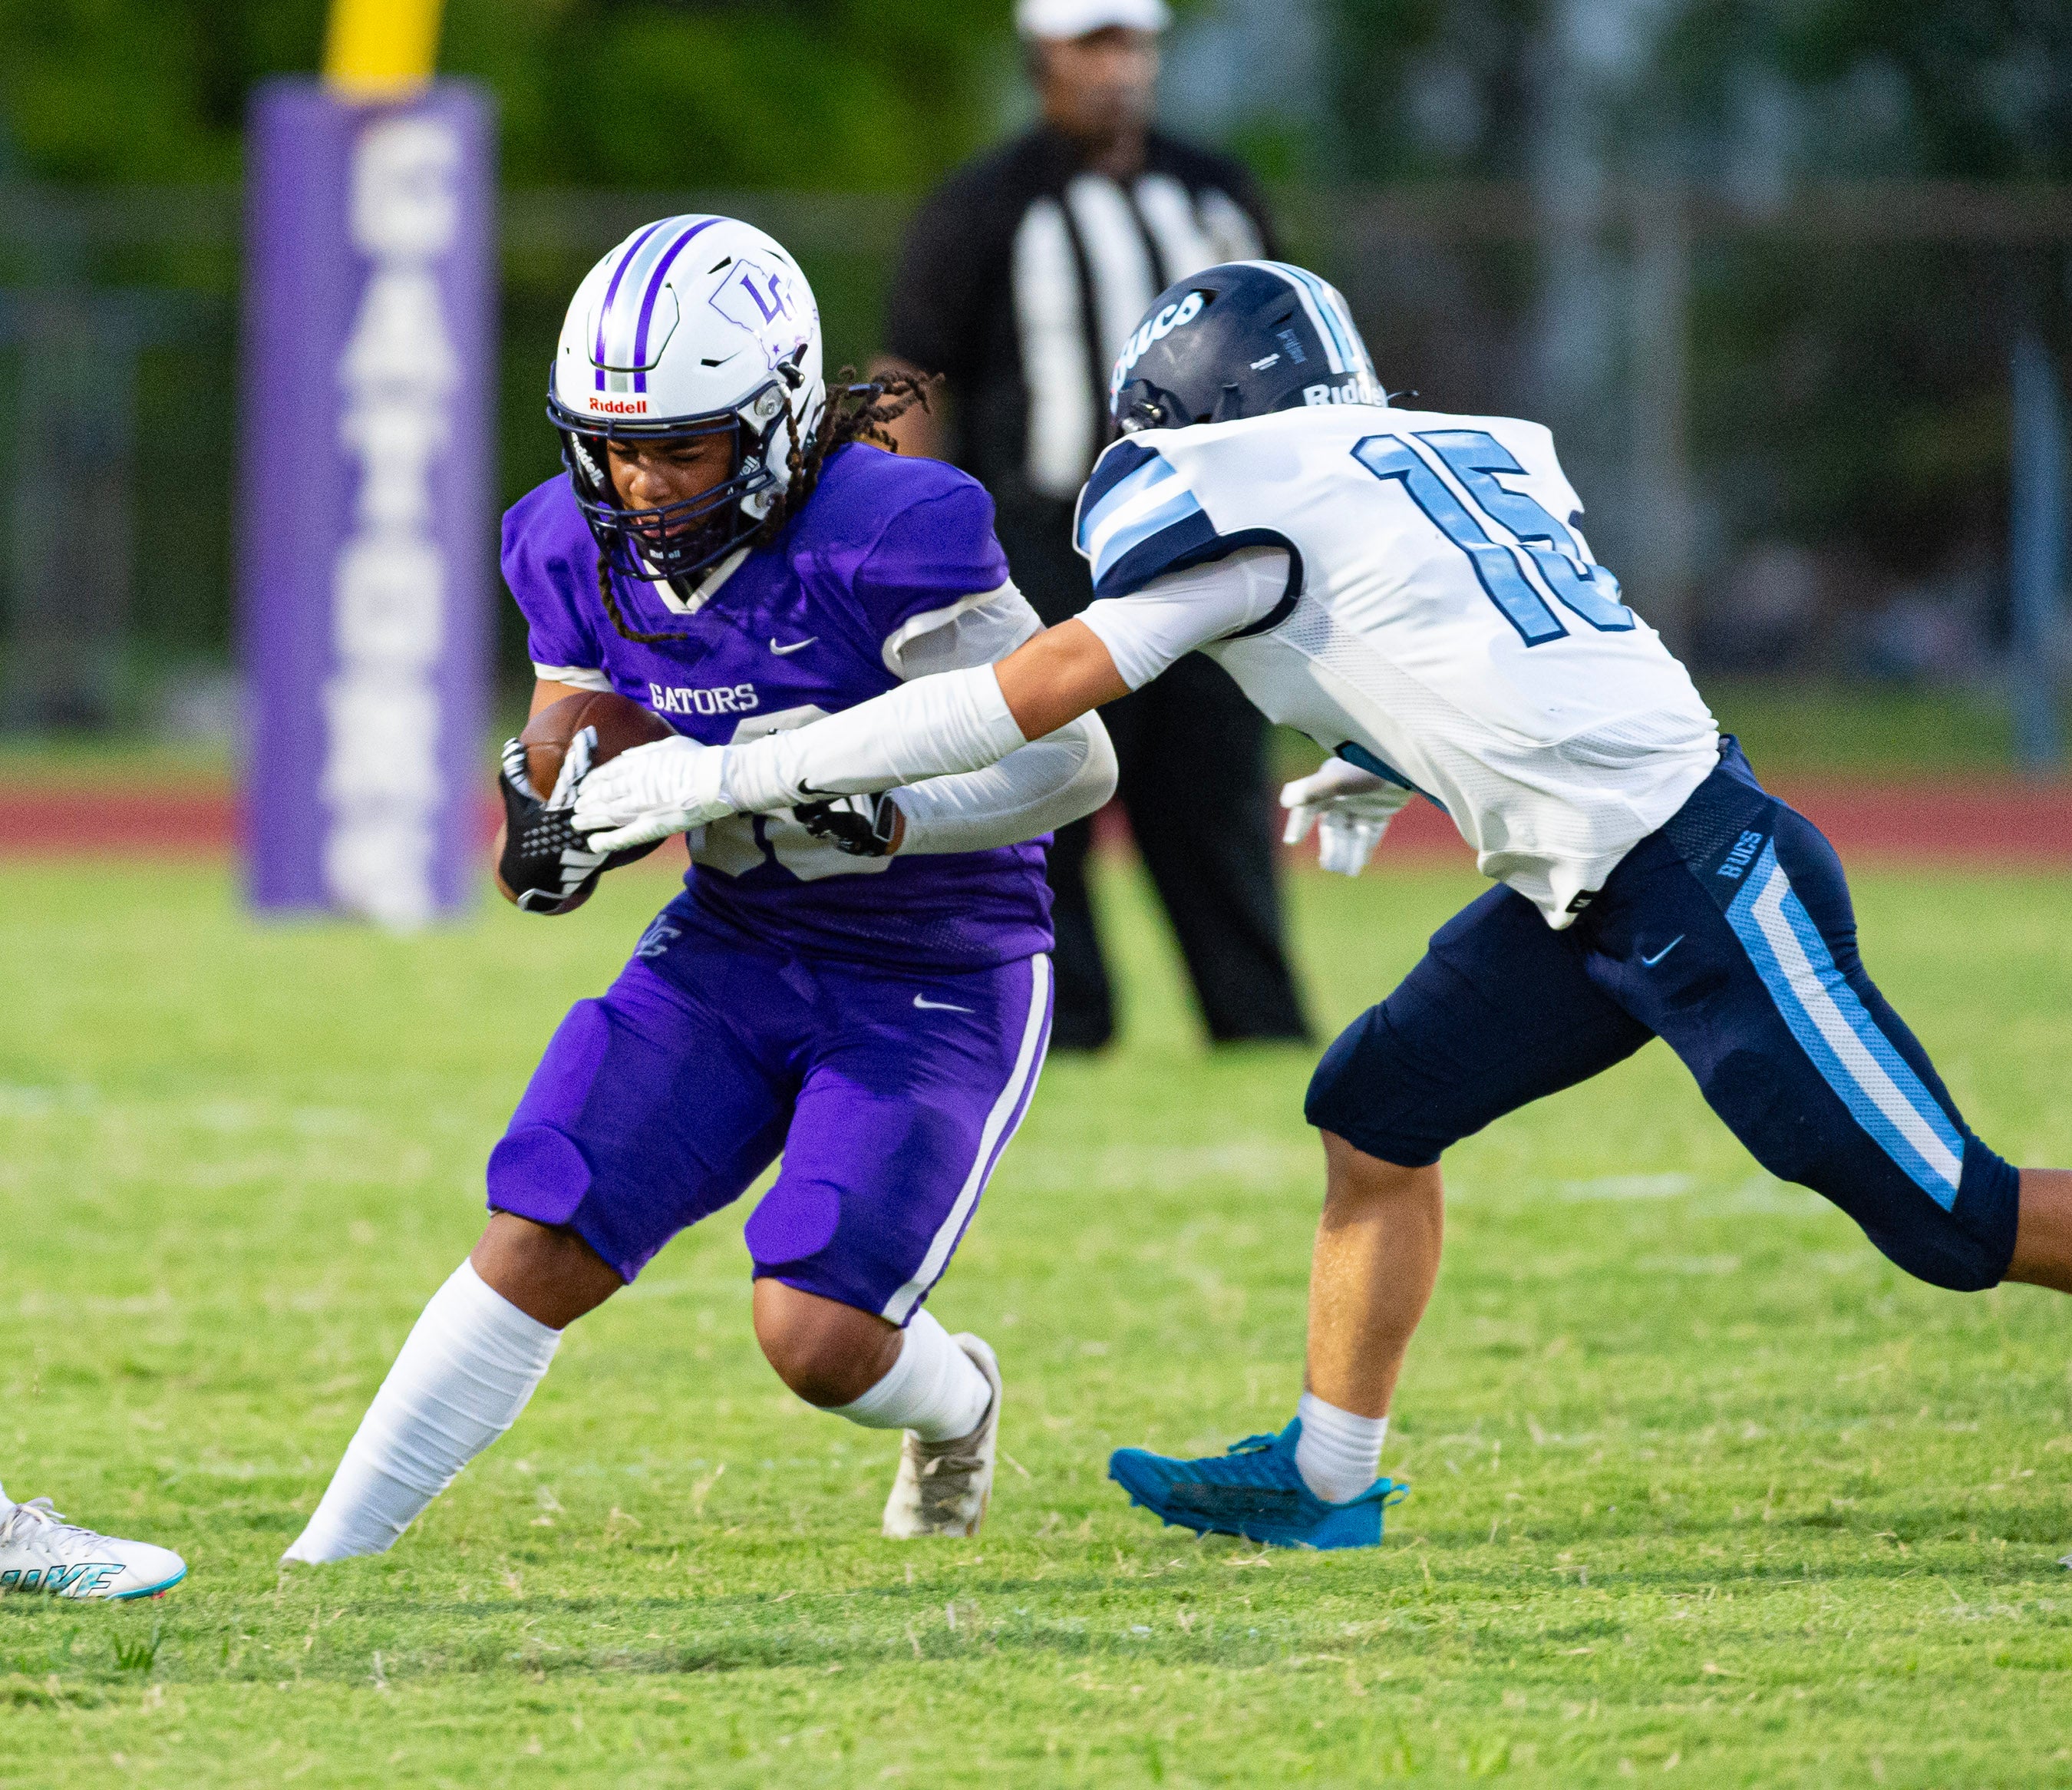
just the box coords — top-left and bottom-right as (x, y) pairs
(486, 900), (1054, 1322)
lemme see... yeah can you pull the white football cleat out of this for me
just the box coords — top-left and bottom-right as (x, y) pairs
(882, 1333), (1001, 1540)
(0, 1495), (186, 1600)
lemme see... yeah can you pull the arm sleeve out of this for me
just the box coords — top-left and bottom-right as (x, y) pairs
(893, 715), (1117, 854)
(878, 577), (1116, 853)
(882, 580), (1041, 679)
(532, 663), (614, 693)
(1077, 547), (1292, 689)
(721, 664), (1028, 815)
(715, 550), (1289, 818)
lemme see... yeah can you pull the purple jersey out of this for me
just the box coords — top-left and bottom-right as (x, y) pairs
(502, 444), (1053, 971)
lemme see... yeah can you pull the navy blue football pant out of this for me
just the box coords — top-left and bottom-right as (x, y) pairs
(1306, 740), (2021, 1291)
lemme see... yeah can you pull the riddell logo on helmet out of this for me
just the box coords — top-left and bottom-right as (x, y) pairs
(1303, 381), (1365, 406)
(589, 396), (649, 415)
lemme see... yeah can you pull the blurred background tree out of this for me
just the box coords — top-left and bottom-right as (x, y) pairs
(0, 1), (1017, 189)
(1321, 0), (2070, 183)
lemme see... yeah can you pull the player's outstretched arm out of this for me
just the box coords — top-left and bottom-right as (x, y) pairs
(576, 622), (1129, 851)
(994, 620), (1135, 741)
(881, 708), (1118, 855)
(733, 619), (1126, 817)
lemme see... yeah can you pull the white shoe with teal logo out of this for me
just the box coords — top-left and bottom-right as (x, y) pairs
(0, 1495), (186, 1600)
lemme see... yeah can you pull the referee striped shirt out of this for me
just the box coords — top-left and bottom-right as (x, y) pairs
(886, 126), (1272, 509)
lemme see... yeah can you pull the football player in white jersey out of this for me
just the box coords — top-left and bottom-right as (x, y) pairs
(575, 260), (2072, 1551)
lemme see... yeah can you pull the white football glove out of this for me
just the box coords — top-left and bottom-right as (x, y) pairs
(572, 735), (734, 853)
(1280, 757), (1410, 877)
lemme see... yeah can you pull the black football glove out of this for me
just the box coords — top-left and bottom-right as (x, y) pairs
(791, 791), (902, 857)
(497, 728), (658, 913)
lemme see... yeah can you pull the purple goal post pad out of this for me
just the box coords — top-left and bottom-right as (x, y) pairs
(239, 79), (495, 927)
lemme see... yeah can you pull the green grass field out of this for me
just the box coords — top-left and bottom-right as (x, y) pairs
(4, 854), (2072, 1787)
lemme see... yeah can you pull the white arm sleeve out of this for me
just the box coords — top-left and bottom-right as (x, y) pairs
(876, 578), (1117, 854)
(722, 662), (1027, 814)
(893, 717), (1115, 852)
(531, 663), (613, 693)
(881, 580), (1042, 679)
(1076, 547), (1292, 690)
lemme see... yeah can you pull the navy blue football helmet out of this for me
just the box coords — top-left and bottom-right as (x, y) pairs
(1108, 260), (1384, 434)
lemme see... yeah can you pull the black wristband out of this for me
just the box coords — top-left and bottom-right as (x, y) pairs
(793, 792), (899, 857)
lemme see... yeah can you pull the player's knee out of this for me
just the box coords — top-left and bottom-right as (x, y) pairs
(1778, 1138), (2019, 1293)
(1304, 1007), (1446, 1171)
(752, 1280), (902, 1407)
(1320, 1129), (1440, 1217)
(1853, 1144), (2021, 1293)
(1861, 1215), (2005, 1292)
(470, 1212), (622, 1329)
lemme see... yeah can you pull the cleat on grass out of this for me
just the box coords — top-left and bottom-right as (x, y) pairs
(1108, 1418), (1407, 1551)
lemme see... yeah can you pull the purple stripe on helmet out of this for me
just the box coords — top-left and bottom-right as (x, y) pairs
(631, 217), (721, 372)
(593, 219), (670, 369)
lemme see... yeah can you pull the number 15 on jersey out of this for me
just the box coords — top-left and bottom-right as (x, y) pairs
(1352, 430), (1635, 646)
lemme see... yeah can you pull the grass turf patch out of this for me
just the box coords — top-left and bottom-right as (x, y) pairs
(1, 857), (2069, 1786)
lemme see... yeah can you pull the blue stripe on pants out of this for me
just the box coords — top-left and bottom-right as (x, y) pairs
(1723, 841), (1965, 1210)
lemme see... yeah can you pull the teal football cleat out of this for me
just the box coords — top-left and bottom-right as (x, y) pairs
(1108, 1419), (1407, 1550)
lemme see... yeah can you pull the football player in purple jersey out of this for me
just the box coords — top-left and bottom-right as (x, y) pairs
(284, 218), (1115, 1562)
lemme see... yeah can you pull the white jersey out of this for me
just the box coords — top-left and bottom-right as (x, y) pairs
(1072, 405), (1721, 926)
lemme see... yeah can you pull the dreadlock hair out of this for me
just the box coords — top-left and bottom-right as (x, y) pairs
(596, 366), (938, 646)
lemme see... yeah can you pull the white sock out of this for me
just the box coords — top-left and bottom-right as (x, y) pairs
(827, 1309), (990, 1443)
(282, 1262), (561, 1564)
(1295, 1392), (1388, 1504)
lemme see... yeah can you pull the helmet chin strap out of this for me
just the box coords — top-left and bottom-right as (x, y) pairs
(744, 381), (826, 517)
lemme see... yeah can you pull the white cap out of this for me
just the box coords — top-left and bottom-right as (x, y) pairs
(1015, 0), (1170, 39)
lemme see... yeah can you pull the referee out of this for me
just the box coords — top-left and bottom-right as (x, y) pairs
(877, 0), (1309, 1052)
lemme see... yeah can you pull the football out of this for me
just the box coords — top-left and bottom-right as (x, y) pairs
(515, 690), (678, 903)
(520, 688), (676, 801)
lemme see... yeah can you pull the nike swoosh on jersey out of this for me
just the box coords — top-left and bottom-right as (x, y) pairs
(769, 636), (817, 656)
(1641, 936), (1685, 967)
(913, 995), (975, 1013)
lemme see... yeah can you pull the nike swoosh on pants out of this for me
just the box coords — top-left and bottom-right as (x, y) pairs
(913, 995), (975, 1013)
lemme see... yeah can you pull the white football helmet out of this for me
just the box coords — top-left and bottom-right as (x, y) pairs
(549, 215), (826, 593)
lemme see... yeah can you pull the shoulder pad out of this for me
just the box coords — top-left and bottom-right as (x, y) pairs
(1074, 438), (1294, 601)
(1074, 441), (1221, 599)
